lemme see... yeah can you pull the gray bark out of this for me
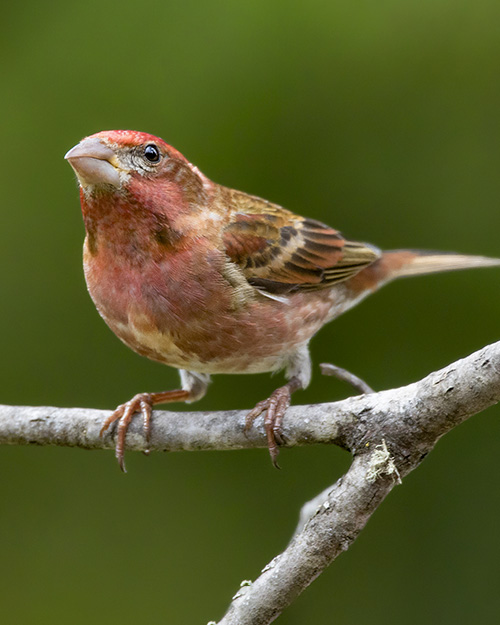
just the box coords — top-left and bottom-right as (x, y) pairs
(1, 341), (500, 624)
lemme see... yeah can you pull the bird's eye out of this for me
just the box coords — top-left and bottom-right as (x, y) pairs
(143, 144), (161, 163)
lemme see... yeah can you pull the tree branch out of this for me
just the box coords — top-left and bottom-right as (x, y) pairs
(2, 341), (500, 624)
(217, 341), (500, 624)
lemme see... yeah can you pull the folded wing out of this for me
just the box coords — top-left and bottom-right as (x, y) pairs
(222, 198), (380, 294)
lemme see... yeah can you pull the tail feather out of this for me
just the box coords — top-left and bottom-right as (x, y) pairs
(383, 250), (500, 279)
(347, 249), (500, 297)
(385, 250), (500, 280)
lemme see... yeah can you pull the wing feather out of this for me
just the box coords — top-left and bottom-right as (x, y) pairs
(222, 191), (380, 294)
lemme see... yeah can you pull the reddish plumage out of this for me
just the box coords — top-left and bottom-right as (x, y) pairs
(65, 130), (500, 470)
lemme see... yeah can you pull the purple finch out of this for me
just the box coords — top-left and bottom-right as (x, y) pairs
(65, 130), (500, 471)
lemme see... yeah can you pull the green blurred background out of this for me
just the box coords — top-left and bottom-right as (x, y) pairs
(2, 1), (500, 623)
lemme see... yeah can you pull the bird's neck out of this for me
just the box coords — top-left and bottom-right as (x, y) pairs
(80, 185), (183, 262)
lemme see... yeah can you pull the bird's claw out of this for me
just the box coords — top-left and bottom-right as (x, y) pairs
(245, 385), (293, 469)
(100, 392), (154, 472)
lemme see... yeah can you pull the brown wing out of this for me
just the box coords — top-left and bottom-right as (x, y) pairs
(222, 193), (380, 294)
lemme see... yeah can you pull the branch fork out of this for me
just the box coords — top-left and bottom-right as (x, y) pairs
(2, 341), (500, 624)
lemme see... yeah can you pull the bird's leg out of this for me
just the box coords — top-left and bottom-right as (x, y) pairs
(320, 363), (374, 395)
(100, 370), (210, 472)
(245, 376), (302, 469)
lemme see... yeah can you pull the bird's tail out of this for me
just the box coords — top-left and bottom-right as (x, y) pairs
(380, 250), (500, 281)
(351, 249), (500, 293)
(338, 248), (500, 315)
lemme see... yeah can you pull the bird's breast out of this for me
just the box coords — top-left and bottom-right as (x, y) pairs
(82, 236), (360, 374)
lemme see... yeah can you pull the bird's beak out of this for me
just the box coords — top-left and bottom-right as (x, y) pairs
(65, 137), (121, 188)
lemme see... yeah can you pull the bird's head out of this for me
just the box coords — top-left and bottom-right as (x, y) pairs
(65, 130), (209, 206)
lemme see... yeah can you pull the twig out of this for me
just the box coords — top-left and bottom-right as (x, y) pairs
(320, 362), (375, 394)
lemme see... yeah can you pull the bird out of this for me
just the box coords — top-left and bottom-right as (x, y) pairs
(65, 130), (500, 471)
